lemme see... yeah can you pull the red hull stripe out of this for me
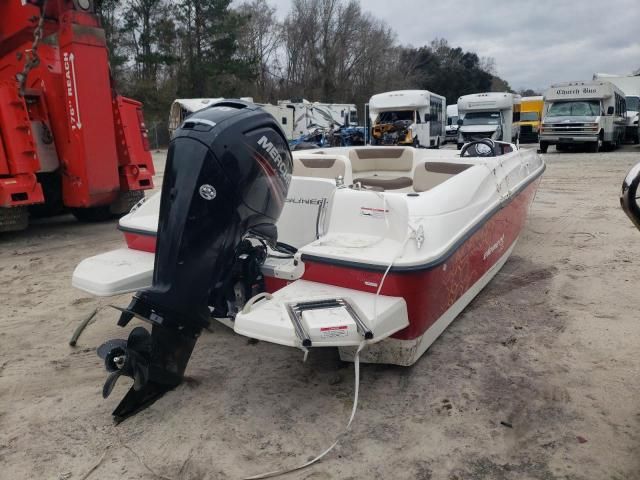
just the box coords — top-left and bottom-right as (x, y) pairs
(301, 178), (542, 340)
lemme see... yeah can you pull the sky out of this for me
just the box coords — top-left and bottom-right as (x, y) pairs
(265, 0), (640, 92)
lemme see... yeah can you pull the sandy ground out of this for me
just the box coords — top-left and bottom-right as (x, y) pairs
(1, 144), (640, 480)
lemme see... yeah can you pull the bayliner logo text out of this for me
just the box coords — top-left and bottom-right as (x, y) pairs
(483, 234), (504, 261)
(257, 136), (290, 183)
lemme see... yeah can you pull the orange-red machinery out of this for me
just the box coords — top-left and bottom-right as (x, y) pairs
(0, 0), (154, 231)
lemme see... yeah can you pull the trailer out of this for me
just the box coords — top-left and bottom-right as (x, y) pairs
(539, 81), (627, 153)
(369, 90), (446, 148)
(456, 92), (521, 149)
(278, 99), (359, 140)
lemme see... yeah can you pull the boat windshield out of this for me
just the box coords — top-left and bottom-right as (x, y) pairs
(378, 111), (414, 123)
(462, 111), (501, 125)
(521, 111), (539, 122)
(547, 100), (600, 117)
(627, 96), (640, 111)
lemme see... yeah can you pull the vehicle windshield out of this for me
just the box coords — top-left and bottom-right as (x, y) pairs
(378, 111), (414, 123)
(349, 109), (359, 124)
(462, 111), (501, 125)
(627, 96), (640, 111)
(547, 100), (600, 117)
(521, 111), (539, 122)
(448, 116), (459, 125)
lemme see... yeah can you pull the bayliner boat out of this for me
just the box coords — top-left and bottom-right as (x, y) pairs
(72, 101), (544, 419)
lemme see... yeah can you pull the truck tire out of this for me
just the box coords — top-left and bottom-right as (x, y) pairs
(539, 142), (549, 153)
(0, 206), (28, 232)
(71, 190), (145, 223)
(589, 141), (600, 153)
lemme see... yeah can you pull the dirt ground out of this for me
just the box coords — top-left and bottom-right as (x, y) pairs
(1, 144), (640, 480)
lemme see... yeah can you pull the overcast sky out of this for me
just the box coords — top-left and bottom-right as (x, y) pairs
(265, 0), (640, 92)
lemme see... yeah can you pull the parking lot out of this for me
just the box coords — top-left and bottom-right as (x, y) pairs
(1, 144), (639, 480)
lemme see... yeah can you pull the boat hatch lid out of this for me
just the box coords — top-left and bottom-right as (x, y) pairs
(234, 280), (408, 348)
(72, 248), (154, 296)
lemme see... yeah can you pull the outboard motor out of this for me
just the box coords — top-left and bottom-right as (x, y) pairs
(98, 101), (292, 420)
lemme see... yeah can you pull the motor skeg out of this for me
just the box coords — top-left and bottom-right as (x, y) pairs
(106, 100), (292, 420)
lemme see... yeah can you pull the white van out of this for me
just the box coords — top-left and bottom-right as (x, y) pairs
(456, 92), (521, 149)
(445, 104), (459, 143)
(369, 90), (446, 148)
(539, 81), (627, 153)
(593, 73), (640, 144)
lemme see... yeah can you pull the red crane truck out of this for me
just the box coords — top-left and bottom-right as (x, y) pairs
(0, 0), (154, 232)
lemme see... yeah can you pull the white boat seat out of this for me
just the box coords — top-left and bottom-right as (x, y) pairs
(293, 155), (347, 179)
(413, 162), (473, 192)
(353, 176), (413, 190)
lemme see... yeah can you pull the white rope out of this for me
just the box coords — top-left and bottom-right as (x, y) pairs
(243, 341), (366, 480)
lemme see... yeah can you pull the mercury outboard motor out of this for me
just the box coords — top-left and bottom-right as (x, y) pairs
(98, 101), (292, 420)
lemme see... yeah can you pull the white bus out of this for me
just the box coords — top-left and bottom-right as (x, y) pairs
(593, 73), (640, 144)
(456, 92), (521, 149)
(539, 81), (627, 153)
(368, 90), (446, 148)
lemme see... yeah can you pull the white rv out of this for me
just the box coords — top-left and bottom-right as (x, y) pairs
(278, 99), (358, 140)
(169, 97), (255, 136)
(445, 104), (459, 143)
(456, 92), (521, 149)
(368, 90), (446, 148)
(593, 73), (640, 144)
(539, 81), (627, 153)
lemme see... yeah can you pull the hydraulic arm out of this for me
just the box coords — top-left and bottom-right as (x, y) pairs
(0, 0), (154, 231)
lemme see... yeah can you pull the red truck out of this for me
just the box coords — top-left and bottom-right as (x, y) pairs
(0, 0), (154, 231)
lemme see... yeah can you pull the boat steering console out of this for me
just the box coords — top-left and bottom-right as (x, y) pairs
(460, 139), (497, 157)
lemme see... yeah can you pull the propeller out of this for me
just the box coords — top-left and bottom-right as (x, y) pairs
(96, 327), (152, 399)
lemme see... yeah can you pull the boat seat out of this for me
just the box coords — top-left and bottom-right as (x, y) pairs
(292, 155), (347, 179)
(353, 176), (413, 190)
(413, 162), (473, 192)
(348, 148), (413, 173)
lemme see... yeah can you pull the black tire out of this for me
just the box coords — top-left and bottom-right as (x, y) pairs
(456, 143), (463, 150)
(110, 190), (145, 217)
(589, 141), (600, 153)
(556, 144), (567, 152)
(71, 205), (113, 222)
(0, 206), (28, 232)
(539, 142), (549, 153)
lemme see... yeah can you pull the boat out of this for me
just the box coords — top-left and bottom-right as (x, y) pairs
(72, 101), (544, 419)
(621, 161), (640, 231)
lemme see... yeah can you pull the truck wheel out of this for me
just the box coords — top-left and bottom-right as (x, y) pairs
(110, 190), (145, 217)
(539, 142), (548, 153)
(0, 206), (29, 232)
(589, 141), (600, 153)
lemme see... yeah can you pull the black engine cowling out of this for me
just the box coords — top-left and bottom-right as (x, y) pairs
(101, 100), (292, 420)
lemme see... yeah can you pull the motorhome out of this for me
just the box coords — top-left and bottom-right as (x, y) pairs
(593, 73), (640, 143)
(456, 92), (521, 149)
(539, 81), (627, 153)
(520, 96), (544, 143)
(445, 104), (459, 143)
(369, 90), (446, 148)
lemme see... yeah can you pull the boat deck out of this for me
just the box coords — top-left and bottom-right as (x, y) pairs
(1, 145), (639, 479)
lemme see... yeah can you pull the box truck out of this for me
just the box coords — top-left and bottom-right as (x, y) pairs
(456, 92), (521, 149)
(539, 81), (627, 153)
(520, 96), (544, 143)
